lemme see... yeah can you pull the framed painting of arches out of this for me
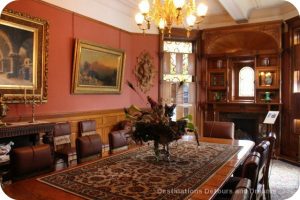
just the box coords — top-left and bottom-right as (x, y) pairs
(0, 9), (49, 103)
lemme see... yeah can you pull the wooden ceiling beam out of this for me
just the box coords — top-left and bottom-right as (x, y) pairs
(218, 0), (250, 23)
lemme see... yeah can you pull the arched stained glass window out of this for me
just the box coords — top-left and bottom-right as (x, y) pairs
(239, 66), (254, 97)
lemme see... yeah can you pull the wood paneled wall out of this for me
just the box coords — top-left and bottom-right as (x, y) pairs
(5, 109), (126, 148)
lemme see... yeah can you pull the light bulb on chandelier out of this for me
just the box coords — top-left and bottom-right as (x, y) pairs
(134, 0), (208, 37)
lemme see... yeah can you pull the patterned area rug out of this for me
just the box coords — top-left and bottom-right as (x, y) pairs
(38, 141), (241, 200)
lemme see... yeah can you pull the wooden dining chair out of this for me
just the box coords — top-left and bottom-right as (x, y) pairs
(231, 178), (252, 200)
(254, 140), (271, 200)
(262, 132), (276, 200)
(214, 152), (261, 200)
(76, 120), (102, 163)
(203, 121), (235, 139)
(53, 122), (77, 167)
(109, 120), (132, 153)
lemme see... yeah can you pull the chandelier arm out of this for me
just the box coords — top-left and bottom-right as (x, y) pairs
(142, 13), (151, 30)
(135, 0), (208, 37)
(195, 16), (205, 25)
(176, 8), (182, 22)
(138, 24), (148, 34)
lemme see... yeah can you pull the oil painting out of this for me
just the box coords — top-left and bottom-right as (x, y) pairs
(0, 9), (49, 103)
(0, 21), (34, 85)
(72, 39), (125, 94)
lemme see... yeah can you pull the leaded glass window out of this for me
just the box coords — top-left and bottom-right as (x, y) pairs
(161, 41), (195, 122)
(163, 41), (192, 54)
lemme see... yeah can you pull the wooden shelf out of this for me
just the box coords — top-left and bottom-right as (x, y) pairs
(208, 86), (227, 90)
(208, 68), (227, 72)
(207, 90), (227, 102)
(256, 66), (279, 69)
(207, 57), (227, 69)
(207, 102), (282, 105)
(257, 54), (279, 67)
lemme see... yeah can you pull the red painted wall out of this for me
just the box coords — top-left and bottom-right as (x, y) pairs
(5, 0), (159, 119)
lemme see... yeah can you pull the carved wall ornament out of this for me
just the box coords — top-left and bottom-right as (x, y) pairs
(134, 51), (155, 93)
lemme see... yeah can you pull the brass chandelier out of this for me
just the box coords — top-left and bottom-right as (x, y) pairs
(135, 0), (208, 37)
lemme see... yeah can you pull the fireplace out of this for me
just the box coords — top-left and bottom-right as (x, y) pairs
(219, 113), (266, 142)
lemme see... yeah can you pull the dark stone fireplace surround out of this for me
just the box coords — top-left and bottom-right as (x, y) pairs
(219, 112), (267, 142)
(205, 102), (281, 143)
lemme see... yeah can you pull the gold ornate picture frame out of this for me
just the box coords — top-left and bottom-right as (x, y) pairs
(72, 39), (125, 94)
(0, 9), (49, 103)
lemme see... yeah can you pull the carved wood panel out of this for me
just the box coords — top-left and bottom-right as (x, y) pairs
(203, 21), (282, 55)
(4, 109), (126, 150)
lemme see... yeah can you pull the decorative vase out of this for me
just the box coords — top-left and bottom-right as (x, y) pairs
(261, 57), (270, 66)
(154, 140), (170, 161)
(264, 73), (272, 86)
(265, 92), (272, 102)
(214, 92), (222, 101)
(217, 60), (223, 68)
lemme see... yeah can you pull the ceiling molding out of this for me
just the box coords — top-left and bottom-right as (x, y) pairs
(218, 0), (250, 22)
(285, 0), (300, 14)
(40, 0), (298, 34)
(41, 0), (158, 34)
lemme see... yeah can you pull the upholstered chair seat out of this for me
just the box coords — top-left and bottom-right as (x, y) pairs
(53, 122), (77, 167)
(76, 134), (102, 163)
(203, 121), (235, 139)
(109, 130), (128, 153)
(55, 147), (77, 163)
(10, 144), (53, 180)
(76, 120), (102, 163)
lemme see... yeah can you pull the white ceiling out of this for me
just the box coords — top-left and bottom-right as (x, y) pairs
(41, 0), (298, 34)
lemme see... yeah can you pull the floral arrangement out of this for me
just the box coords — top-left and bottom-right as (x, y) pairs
(124, 95), (194, 145)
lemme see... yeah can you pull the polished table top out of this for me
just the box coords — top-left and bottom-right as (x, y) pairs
(189, 137), (254, 200)
(3, 137), (255, 200)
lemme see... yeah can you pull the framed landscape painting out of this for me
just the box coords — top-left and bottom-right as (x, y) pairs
(72, 39), (125, 94)
(0, 9), (49, 103)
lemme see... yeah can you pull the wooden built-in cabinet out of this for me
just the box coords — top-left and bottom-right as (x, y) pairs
(206, 54), (281, 104)
(207, 57), (228, 102)
(255, 54), (281, 104)
(283, 17), (300, 162)
(201, 21), (283, 156)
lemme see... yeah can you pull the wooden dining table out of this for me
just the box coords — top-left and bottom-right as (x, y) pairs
(2, 137), (254, 200)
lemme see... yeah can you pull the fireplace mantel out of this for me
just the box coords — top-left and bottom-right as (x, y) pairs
(205, 102), (282, 115)
(204, 102), (282, 155)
